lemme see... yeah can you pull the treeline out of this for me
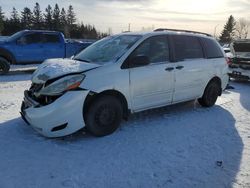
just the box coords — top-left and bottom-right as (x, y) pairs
(0, 3), (108, 39)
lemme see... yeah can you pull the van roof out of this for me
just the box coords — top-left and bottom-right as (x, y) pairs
(118, 29), (213, 39)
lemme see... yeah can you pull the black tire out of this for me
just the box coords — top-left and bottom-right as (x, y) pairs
(85, 96), (123, 137)
(0, 57), (10, 74)
(198, 81), (221, 107)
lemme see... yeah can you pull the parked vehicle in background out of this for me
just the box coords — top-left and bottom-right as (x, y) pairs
(228, 39), (250, 81)
(223, 47), (231, 53)
(21, 29), (229, 138)
(0, 30), (93, 74)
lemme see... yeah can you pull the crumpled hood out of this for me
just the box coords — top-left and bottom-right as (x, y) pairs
(32, 58), (100, 84)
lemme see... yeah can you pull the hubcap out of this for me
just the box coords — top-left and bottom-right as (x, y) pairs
(95, 105), (116, 127)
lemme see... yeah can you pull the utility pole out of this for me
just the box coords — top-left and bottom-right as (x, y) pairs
(128, 23), (131, 32)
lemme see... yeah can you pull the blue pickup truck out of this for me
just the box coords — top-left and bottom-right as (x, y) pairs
(0, 30), (93, 73)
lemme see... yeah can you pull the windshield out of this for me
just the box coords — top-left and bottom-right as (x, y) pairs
(74, 34), (142, 64)
(7, 30), (26, 42)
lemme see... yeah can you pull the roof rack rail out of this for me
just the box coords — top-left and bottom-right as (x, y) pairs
(154, 28), (212, 37)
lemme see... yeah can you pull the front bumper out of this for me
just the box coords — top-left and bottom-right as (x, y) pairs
(21, 90), (89, 138)
(228, 67), (250, 80)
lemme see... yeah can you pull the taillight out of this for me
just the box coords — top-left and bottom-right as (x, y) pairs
(225, 57), (232, 65)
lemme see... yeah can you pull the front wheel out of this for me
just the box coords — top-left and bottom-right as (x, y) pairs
(0, 57), (10, 74)
(85, 96), (123, 137)
(198, 82), (221, 107)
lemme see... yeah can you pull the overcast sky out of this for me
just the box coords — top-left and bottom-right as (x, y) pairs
(1, 0), (250, 35)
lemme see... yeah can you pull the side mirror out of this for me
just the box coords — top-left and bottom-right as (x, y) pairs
(130, 55), (150, 67)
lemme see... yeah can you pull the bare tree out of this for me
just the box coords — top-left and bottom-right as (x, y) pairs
(235, 18), (250, 39)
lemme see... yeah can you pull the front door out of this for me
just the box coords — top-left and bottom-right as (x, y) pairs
(14, 33), (44, 63)
(129, 35), (175, 112)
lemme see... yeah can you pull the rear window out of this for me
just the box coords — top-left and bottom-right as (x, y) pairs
(42, 34), (60, 43)
(233, 42), (250, 52)
(202, 38), (224, 58)
(172, 35), (204, 60)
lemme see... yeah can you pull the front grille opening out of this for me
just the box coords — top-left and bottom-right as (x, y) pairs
(51, 123), (68, 132)
(28, 83), (62, 106)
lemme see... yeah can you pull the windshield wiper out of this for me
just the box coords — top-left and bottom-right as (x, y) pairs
(74, 58), (91, 63)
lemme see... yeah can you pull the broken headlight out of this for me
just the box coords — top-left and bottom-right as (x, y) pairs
(38, 74), (85, 96)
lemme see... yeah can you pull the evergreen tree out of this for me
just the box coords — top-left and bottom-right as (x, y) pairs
(0, 7), (4, 35)
(52, 4), (60, 30)
(60, 8), (67, 25)
(60, 8), (69, 37)
(66, 5), (76, 37)
(219, 15), (236, 43)
(8, 7), (21, 33)
(21, 7), (33, 29)
(67, 5), (76, 26)
(44, 5), (53, 30)
(33, 2), (43, 29)
(10, 7), (19, 23)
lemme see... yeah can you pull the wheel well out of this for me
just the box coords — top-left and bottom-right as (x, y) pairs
(207, 76), (222, 95)
(83, 90), (130, 120)
(0, 56), (9, 63)
(0, 48), (16, 64)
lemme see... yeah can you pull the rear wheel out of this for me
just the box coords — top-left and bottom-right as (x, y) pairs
(85, 96), (123, 137)
(0, 57), (10, 74)
(198, 81), (221, 107)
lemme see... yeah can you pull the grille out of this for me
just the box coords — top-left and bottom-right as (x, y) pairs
(27, 83), (60, 106)
(29, 83), (43, 93)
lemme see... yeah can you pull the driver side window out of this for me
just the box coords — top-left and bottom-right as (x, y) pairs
(131, 35), (169, 64)
(17, 33), (41, 45)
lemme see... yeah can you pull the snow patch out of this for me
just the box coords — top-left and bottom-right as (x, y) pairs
(0, 75), (250, 187)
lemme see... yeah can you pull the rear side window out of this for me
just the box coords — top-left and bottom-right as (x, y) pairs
(202, 38), (224, 58)
(42, 34), (60, 43)
(172, 35), (204, 60)
(131, 35), (169, 64)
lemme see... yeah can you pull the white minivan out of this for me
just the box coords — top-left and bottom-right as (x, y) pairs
(21, 29), (229, 137)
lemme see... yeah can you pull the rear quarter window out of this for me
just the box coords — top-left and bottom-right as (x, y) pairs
(42, 34), (61, 43)
(202, 38), (224, 58)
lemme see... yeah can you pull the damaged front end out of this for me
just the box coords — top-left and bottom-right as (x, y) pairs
(228, 40), (250, 80)
(25, 83), (61, 106)
(23, 73), (85, 109)
(20, 75), (90, 137)
(20, 58), (97, 137)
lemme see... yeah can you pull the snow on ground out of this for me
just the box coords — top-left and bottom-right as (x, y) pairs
(0, 74), (250, 188)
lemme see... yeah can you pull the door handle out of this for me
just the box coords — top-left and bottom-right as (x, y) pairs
(175, 66), (184, 70)
(165, 67), (174, 71)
